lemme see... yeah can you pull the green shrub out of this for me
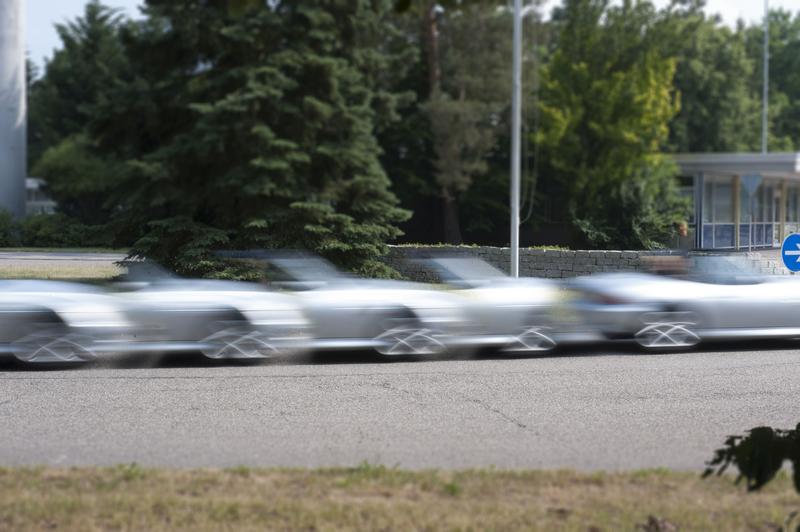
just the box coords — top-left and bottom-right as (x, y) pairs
(0, 211), (21, 246)
(20, 214), (112, 248)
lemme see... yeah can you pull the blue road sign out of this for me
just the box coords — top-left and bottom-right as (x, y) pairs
(781, 233), (800, 272)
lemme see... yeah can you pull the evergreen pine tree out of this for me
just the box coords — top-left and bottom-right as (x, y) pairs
(93, 0), (410, 276)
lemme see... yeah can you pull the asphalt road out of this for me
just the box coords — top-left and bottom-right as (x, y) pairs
(0, 346), (798, 471)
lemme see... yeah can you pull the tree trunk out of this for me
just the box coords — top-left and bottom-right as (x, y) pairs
(442, 194), (462, 244)
(424, 3), (461, 244)
(422, 1), (440, 95)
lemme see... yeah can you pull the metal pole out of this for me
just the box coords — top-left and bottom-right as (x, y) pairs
(750, 194), (754, 252)
(762, 0), (769, 154)
(510, 0), (522, 277)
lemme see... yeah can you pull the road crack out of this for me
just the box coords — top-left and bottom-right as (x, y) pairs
(376, 381), (427, 405)
(465, 397), (529, 430)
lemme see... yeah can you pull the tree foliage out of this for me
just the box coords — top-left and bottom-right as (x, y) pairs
(656, 2), (760, 152)
(387, 0), (535, 244)
(32, 135), (122, 225)
(28, 0), (129, 165)
(25, 0), (800, 264)
(88, 0), (410, 276)
(537, 0), (687, 249)
(426, 5), (515, 243)
(26, 0), (129, 231)
(743, 9), (800, 151)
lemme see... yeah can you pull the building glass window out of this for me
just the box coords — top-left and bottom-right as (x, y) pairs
(763, 184), (775, 222)
(699, 175), (788, 250)
(700, 176), (735, 249)
(740, 182), (750, 223)
(738, 179), (780, 249)
(789, 187), (799, 223)
(786, 185), (800, 240)
(715, 181), (733, 223)
(714, 224), (735, 247)
(739, 224), (750, 246)
(752, 185), (764, 222)
(703, 181), (713, 223)
(677, 176), (695, 224)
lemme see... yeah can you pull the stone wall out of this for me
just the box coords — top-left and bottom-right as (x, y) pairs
(385, 245), (788, 282)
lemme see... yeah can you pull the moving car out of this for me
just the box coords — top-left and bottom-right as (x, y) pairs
(0, 280), (132, 363)
(233, 252), (471, 357)
(120, 278), (310, 360)
(425, 257), (571, 354)
(566, 255), (800, 350)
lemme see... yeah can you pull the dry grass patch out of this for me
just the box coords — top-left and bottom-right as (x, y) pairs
(0, 465), (797, 531)
(0, 261), (124, 280)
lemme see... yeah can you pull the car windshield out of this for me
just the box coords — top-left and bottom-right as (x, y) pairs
(427, 258), (507, 284)
(265, 256), (346, 283)
(215, 250), (348, 284)
(687, 255), (763, 284)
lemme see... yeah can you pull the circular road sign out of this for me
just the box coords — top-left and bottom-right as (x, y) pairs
(781, 233), (800, 272)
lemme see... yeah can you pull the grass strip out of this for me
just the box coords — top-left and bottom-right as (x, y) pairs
(0, 465), (797, 531)
(0, 263), (123, 280)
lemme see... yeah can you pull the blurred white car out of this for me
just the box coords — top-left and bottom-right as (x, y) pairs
(120, 279), (310, 360)
(566, 255), (800, 350)
(425, 257), (572, 354)
(246, 253), (472, 357)
(0, 280), (132, 363)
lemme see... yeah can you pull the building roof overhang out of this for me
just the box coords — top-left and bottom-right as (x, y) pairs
(673, 152), (800, 179)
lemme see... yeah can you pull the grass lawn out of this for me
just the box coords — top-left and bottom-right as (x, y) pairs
(0, 465), (797, 531)
(0, 262), (124, 280)
(0, 248), (127, 280)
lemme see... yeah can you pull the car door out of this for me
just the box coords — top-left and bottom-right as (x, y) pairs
(708, 279), (799, 331)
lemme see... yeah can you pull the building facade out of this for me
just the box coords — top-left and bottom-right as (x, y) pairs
(675, 153), (800, 251)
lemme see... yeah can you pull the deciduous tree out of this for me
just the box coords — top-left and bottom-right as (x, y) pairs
(537, 0), (687, 248)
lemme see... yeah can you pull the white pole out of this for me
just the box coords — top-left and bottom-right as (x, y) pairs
(510, 0), (522, 277)
(750, 194), (753, 252)
(0, 0), (26, 219)
(762, 0), (769, 154)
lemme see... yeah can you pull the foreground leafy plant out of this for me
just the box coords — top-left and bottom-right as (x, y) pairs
(704, 424), (800, 492)
(704, 424), (800, 531)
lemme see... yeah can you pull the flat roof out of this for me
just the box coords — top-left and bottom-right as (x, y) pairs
(673, 152), (800, 178)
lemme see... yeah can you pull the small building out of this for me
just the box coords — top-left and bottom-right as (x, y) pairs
(25, 178), (57, 216)
(674, 152), (800, 251)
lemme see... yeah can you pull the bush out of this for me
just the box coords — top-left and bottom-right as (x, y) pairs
(32, 135), (122, 226)
(19, 214), (113, 248)
(0, 211), (21, 246)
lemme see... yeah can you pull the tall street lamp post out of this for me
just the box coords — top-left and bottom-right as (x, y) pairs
(762, 0), (769, 154)
(510, 0), (522, 277)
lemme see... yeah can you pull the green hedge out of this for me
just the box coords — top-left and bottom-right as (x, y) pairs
(0, 212), (113, 248)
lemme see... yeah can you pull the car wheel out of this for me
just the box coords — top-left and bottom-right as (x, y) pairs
(200, 323), (284, 359)
(500, 309), (558, 355)
(503, 325), (558, 354)
(14, 327), (97, 363)
(634, 311), (700, 350)
(374, 317), (447, 357)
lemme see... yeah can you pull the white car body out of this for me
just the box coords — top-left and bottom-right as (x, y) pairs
(119, 279), (310, 359)
(0, 280), (133, 363)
